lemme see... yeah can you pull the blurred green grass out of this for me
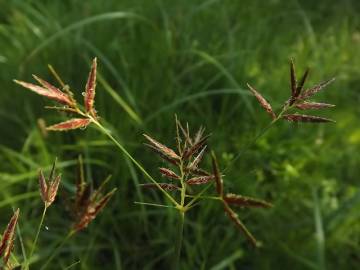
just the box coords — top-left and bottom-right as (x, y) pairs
(0, 0), (360, 269)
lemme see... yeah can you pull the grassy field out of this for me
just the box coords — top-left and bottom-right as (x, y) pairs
(0, 0), (360, 269)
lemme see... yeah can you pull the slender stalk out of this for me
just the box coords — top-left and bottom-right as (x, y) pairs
(24, 206), (47, 269)
(134, 201), (177, 209)
(174, 211), (184, 270)
(29, 207), (47, 260)
(90, 118), (179, 207)
(224, 105), (290, 172)
(40, 230), (75, 270)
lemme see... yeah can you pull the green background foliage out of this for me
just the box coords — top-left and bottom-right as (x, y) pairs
(0, 0), (359, 269)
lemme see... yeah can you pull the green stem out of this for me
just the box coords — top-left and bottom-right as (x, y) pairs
(224, 104), (290, 172)
(91, 118), (179, 207)
(174, 211), (184, 270)
(25, 206), (47, 269)
(185, 195), (221, 201)
(40, 231), (74, 270)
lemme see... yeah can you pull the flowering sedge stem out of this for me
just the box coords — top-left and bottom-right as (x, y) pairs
(90, 118), (179, 207)
(134, 201), (177, 209)
(174, 211), (184, 270)
(224, 105), (290, 173)
(185, 183), (213, 210)
(40, 230), (75, 270)
(185, 195), (221, 201)
(25, 206), (47, 269)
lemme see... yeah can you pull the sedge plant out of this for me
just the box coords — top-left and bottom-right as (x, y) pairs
(12, 57), (337, 269)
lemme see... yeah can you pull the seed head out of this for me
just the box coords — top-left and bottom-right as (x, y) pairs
(0, 209), (20, 266)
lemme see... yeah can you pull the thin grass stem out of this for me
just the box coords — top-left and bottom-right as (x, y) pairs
(90, 118), (179, 207)
(39, 230), (75, 270)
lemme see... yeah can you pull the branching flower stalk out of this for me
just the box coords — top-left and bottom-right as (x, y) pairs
(40, 156), (116, 270)
(25, 159), (61, 269)
(14, 58), (177, 207)
(226, 59), (336, 170)
(13, 57), (337, 269)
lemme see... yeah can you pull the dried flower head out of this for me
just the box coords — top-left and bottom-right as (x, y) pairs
(0, 209), (20, 267)
(248, 59), (336, 124)
(72, 157), (116, 232)
(14, 58), (99, 131)
(38, 159), (61, 208)
(211, 152), (272, 247)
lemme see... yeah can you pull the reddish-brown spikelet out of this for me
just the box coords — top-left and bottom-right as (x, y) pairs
(186, 167), (211, 177)
(282, 114), (335, 123)
(211, 152), (223, 196)
(193, 126), (205, 145)
(247, 83), (276, 119)
(47, 175), (61, 206)
(224, 193), (273, 208)
(0, 208), (20, 265)
(46, 118), (91, 131)
(182, 134), (210, 160)
(14, 79), (72, 105)
(84, 58), (97, 116)
(144, 144), (179, 165)
(298, 78), (335, 100)
(32, 75), (74, 106)
(222, 203), (258, 247)
(188, 146), (207, 170)
(186, 175), (215, 185)
(141, 183), (179, 191)
(74, 188), (116, 232)
(295, 68), (310, 97)
(38, 161), (61, 207)
(290, 59), (297, 97)
(159, 168), (180, 179)
(3, 239), (14, 267)
(143, 134), (180, 161)
(295, 102), (335, 110)
(39, 170), (48, 203)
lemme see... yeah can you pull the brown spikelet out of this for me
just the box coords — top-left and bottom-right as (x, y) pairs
(144, 144), (179, 165)
(38, 170), (48, 203)
(143, 134), (180, 161)
(290, 59), (297, 97)
(14, 79), (72, 105)
(46, 118), (91, 131)
(211, 152), (223, 196)
(193, 126), (205, 145)
(141, 183), (180, 191)
(282, 114), (335, 123)
(84, 58), (97, 116)
(186, 167), (211, 176)
(224, 193), (273, 208)
(38, 160), (61, 207)
(295, 68), (310, 97)
(182, 134), (210, 160)
(159, 168), (180, 180)
(295, 102), (335, 110)
(47, 175), (61, 206)
(222, 203), (258, 247)
(32, 75), (74, 106)
(74, 188), (116, 232)
(298, 78), (335, 100)
(186, 175), (215, 185)
(247, 83), (276, 119)
(3, 239), (14, 267)
(176, 120), (192, 146)
(0, 209), (20, 265)
(188, 146), (207, 170)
